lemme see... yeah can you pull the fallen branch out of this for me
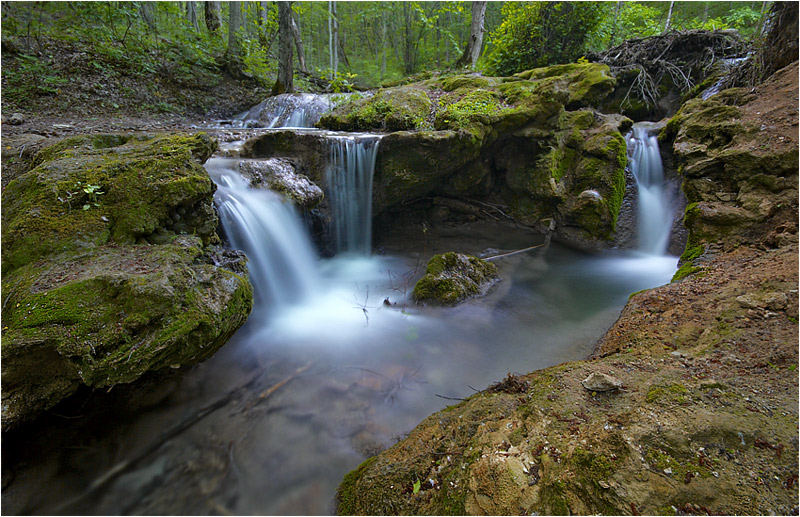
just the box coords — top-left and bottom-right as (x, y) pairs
(483, 244), (544, 261)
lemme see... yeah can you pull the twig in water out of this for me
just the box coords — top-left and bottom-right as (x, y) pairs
(483, 244), (544, 261)
(435, 394), (468, 401)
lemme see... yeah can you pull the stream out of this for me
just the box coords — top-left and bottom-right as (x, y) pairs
(2, 100), (678, 515)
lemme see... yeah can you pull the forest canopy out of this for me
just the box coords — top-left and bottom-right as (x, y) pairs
(1, 1), (769, 97)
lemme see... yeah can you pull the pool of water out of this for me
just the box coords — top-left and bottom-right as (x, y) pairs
(2, 221), (676, 515)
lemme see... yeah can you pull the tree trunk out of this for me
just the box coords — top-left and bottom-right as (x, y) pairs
(139, 2), (156, 31)
(664, 1), (675, 33)
(381, 13), (387, 79)
(186, 1), (200, 31)
(204, 1), (221, 34)
(227, 1), (244, 77)
(290, 10), (308, 74)
(403, 2), (413, 74)
(454, 1), (487, 68)
(272, 1), (294, 95)
(329, 1), (339, 73)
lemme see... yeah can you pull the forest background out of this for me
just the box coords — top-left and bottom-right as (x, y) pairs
(1, 1), (769, 121)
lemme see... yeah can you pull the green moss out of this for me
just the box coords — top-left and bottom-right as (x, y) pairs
(412, 252), (498, 305)
(540, 479), (570, 515)
(336, 456), (378, 515)
(672, 263), (704, 282)
(434, 89), (513, 131)
(572, 448), (614, 485)
(646, 383), (689, 405)
(439, 74), (491, 92)
(319, 87), (432, 131)
(644, 446), (714, 481)
(1, 133), (218, 272)
(515, 63), (615, 108)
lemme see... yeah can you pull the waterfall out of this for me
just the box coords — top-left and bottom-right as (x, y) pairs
(206, 158), (319, 308)
(626, 123), (672, 255)
(231, 93), (352, 128)
(325, 135), (381, 255)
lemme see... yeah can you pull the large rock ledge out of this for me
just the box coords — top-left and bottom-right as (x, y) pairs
(1, 133), (254, 430)
(334, 63), (799, 515)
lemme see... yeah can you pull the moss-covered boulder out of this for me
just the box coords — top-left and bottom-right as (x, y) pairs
(2, 133), (218, 272)
(318, 87), (432, 131)
(1, 133), (253, 430)
(412, 252), (498, 305)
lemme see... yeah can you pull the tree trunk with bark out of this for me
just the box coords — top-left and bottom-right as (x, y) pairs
(186, 1), (200, 31)
(204, 1), (221, 35)
(272, 1), (294, 95)
(226, 1), (245, 78)
(454, 1), (487, 69)
(290, 11), (308, 74)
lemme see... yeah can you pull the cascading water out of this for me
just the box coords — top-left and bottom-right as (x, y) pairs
(206, 157), (319, 308)
(325, 135), (381, 255)
(231, 92), (353, 128)
(626, 122), (672, 255)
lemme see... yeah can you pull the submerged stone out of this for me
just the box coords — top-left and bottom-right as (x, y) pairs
(412, 252), (498, 305)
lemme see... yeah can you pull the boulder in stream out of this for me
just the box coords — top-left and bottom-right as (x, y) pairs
(412, 252), (498, 305)
(1, 132), (254, 430)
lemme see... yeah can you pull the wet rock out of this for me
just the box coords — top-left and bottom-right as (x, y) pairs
(581, 372), (623, 392)
(1, 133), (253, 430)
(238, 158), (324, 209)
(412, 252), (498, 305)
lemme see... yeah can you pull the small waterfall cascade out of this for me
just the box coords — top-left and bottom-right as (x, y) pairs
(232, 93), (352, 128)
(206, 157), (319, 308)
(325, 135), (381, 255)
(626, 122), (672, 255)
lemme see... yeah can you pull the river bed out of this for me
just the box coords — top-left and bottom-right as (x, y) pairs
(3, 219), (676, 515)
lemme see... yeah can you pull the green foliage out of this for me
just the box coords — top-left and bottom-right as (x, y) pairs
(486, 2), (609, 75)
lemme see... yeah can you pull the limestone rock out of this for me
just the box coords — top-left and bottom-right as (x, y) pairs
(238, 158), (323, 208)
(8, 112), (25, 125)
(581, 372), (623, 392)
(412, 252), (498, 305)
(1, 133), (253, 430)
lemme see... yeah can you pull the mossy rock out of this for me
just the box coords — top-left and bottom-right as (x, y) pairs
(1, 236), (252, 430)
(0, 132), (254, 430)
(373, 130), (483, 214)
(2, 133), (218, 273)
(514, 63), (616, 109)
(412, 252), (498, 305)
(318, 86), (432, 131)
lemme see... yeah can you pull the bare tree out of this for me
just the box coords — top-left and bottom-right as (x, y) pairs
(290, 11), (307, 74)
(664, 0), (675, 32)
(272, 1), (294, 95)
(204, 1), (222, 35)
(454, 1), (487, 69)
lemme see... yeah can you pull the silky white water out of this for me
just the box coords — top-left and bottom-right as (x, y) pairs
(325, 135), (381, 255)
(627, 122), (673, 255)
